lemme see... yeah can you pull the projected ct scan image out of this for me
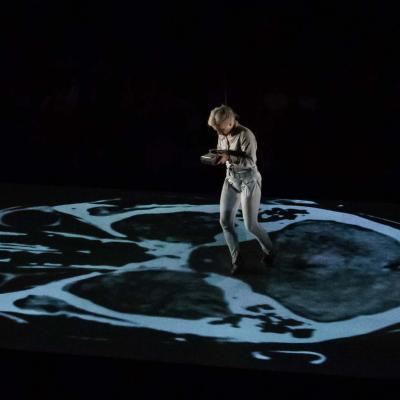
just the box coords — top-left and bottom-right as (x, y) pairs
(0, 188), (399, 379)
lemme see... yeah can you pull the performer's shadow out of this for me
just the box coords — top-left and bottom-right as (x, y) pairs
(189, 235), (276, 277)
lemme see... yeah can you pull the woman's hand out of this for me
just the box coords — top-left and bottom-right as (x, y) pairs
(216, 152), (230, 165)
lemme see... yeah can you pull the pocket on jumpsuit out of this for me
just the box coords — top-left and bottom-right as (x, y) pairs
(241, 177), (256, 198)
(226, 176), (242, 193)
(255, 171), (262, 190)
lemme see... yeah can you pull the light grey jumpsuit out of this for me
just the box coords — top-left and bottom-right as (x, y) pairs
(217, 122), (273, 264)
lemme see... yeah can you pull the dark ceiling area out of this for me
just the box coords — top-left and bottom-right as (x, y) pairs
(3, 1), (400, 202)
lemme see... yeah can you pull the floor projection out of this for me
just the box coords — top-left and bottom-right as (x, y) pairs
(0, 187), (399, 379)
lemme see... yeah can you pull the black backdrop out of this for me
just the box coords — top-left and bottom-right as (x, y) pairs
(3, 0), (400, 202)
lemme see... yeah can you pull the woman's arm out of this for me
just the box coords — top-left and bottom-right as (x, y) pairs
(215, 135), (232, 165)
(228, 130), (257, 168)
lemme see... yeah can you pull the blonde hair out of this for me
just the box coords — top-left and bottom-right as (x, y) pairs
(207, 104), (239, 130)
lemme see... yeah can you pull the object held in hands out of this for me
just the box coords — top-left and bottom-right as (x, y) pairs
(200, 149), (226, 166)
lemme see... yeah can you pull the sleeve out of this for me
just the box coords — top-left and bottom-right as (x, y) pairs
(228, 131), (257, 168)
(216, 135), (222, 150)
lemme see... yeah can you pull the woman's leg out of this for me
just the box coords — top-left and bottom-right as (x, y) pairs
(241, 178), (274, 254)
(219, 178), (242, 263)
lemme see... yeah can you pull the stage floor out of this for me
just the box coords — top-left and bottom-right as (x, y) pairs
(0, 183), (399, 379)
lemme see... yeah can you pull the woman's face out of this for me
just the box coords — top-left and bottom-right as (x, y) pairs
(215, 117), (235, 136)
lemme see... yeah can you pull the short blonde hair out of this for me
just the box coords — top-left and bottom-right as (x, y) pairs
(207, 104), (239, 130)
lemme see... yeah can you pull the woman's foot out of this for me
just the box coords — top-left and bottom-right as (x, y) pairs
(260, 249), (277, 266)
(230, 254), (245, 275)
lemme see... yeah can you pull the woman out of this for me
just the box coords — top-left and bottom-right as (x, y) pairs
(208, 104), (275, 275)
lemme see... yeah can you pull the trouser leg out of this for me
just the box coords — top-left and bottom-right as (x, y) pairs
(219, 178), (241, 262)
(240, 177), (274, 254)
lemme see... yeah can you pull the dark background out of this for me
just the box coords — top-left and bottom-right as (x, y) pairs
(3, 0), (400, 201)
